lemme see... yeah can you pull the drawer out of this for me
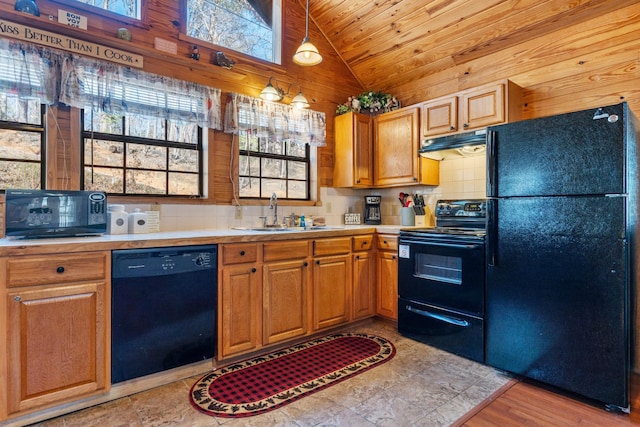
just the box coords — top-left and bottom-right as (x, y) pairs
(313, 237), (351, 257)
(264, 240), (310, 262)
(221, 243), (259, 265)
(6, 252), (109, 288)
(376, 234), (398, 251)
(352, 235), (373, 252)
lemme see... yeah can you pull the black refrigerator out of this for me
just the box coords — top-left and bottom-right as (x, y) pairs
(485, 102), (639, 410)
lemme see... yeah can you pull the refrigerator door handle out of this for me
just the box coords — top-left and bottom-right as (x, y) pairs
(487, 130), (497, 197)
(487, 199), (497, 267)
(405, 304), (470, 327)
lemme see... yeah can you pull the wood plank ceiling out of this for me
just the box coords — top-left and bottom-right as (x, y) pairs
(306, 0), (637, 104)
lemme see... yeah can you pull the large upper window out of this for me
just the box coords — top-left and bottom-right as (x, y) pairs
(82, 109), (203, 196)
(61, 0), (142, 19)
(186, 0), (281, 63)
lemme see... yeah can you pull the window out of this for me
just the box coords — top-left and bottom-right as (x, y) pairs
(62, 0), (142, 19)
(0, 96), (45, 190)
(82, 109), (203, 196)
(225, 94), (326, 201)
(239, 136), (309, 199)
(186, 0), (281, 63)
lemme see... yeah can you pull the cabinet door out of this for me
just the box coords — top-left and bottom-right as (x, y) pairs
(263, 260), (309, 344)
(334, 112), (373, 188)
(376, 251), (398, 320)
(313, 254), (351, 330)
(6, 282), (107, 414)
(461, 83), (505, 130)
(374, 107), (420, 187)
(353, 251), (375, 320)
(421, 96), (458, 136)
(219, 264), (262, 359)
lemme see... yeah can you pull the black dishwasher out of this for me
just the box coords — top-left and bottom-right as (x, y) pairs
(111, 245), (217, 384)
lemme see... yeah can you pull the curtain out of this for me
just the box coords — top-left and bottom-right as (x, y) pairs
(0, 38), (222, 129)
(224, 92), (326, 147)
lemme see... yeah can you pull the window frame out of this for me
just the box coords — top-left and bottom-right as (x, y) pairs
(238, 136), (311, 201)
(51, 0), (148, 27)
(80, 110), (205, 197)
(180, 0), (283, 66)
(0, 104), (46, 190)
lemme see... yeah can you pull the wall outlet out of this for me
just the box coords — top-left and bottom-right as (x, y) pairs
(234, 205), (243, 219)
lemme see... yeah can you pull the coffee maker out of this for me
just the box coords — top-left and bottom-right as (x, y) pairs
(364, 196), (382, 224)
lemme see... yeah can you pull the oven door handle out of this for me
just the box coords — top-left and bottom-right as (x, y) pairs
(401, 241), (483, 250)
(405, 304), (470, 327)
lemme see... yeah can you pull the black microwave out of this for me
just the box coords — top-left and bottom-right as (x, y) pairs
(5, 189), (108, 238)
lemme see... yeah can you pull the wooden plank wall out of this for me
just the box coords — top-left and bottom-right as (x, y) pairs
(0, 0), (363, 203)
(1, 1), (640, 195)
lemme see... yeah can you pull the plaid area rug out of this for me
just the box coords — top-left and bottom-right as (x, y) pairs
(189, 332), (395, 418)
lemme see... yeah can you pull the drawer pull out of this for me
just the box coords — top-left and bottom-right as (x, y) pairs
(240, 250), (246, 256)
(56, 266), (65, 274)
(251, 268), (257, 273)
(303, 262), (308, 267)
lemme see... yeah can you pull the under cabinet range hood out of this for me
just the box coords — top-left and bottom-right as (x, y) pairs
(419, 129), (487, 160)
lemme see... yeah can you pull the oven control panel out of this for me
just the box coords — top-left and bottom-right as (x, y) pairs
(435, 199), (486, 217)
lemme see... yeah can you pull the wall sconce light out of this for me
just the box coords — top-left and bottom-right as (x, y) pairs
(260, 77), (310, 109)
(292, 0), (322, 66)
(14, 0), (40, 16)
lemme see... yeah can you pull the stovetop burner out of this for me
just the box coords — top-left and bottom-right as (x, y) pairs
(400, 199), (487, 242)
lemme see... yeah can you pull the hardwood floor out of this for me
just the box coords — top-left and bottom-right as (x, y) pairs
(455, 374), (640, 426)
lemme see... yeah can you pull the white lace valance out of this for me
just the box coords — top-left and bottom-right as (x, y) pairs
(0, 37), (222, 129)
(224, 92), (326, 147)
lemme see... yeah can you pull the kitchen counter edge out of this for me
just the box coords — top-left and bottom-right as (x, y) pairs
(0, 225), (409, 256)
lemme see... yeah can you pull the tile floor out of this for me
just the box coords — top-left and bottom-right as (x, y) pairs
(30, 320), (511, 427)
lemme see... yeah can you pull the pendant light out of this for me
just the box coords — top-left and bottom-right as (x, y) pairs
(292, 0), (322, 66)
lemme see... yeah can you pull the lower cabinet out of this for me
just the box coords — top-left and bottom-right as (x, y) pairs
(312, 238), (352, 331)
(263, 259), (309, 345)
(352, 235), (375, 320)
(219, 233), (395, 361)
(219, 263), (262, 357)
(2, 252), (109, 417)
(376, 235), (399, 320)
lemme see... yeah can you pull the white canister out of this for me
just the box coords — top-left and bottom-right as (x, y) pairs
(401, 207), (415, 226)
(128, 208), (148, 234)
(107, 204), (128, 235)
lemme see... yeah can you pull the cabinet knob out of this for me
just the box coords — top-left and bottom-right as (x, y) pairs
(14, 296), (21, 302)
(450, 126), (455, 131)
(240, 250), (245, 256)
(413, 177), (418, 181)
(463, 123), (469, 128)
(392, 255), (397, 260)
(303, 262), (308, 267)
(56, 266), (65, 274)
(356, 255), (360, 259)
(251, 267), (257, 273)
(362, 241), (368, 247)
(316, 260), (320, 265)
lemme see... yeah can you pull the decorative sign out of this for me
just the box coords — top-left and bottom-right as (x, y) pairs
(58, 9), (88, 30)
(0, 18), (143, 68)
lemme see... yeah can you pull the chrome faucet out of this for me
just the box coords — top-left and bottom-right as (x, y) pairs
(269, 192), (278, 225)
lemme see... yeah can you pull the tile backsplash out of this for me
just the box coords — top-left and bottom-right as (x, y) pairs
(115, 153), (487, 231)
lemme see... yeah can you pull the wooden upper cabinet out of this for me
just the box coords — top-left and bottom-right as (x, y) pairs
(421, 96), (458, 136)
(373, 106), (420, 187)
(333, 112), (373, 188)
(421, 80), (523, 137)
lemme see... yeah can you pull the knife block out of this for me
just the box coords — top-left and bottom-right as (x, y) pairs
(414, 214), (426, 227)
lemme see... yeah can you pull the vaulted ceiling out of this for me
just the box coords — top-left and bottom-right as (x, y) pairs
(305, 0), (638, 108)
